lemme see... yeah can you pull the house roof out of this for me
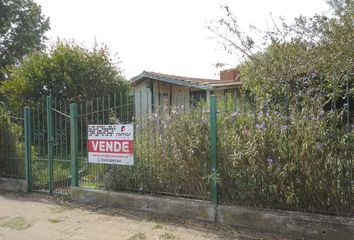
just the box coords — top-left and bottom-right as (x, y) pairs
(131, 71), (242, 90)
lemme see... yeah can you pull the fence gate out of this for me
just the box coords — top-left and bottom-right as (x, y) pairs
(30, 96), (71, 195)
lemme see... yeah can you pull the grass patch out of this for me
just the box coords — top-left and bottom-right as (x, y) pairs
(49, 206), (70, 214)
(80, 182), (97, 188)
(159, 232), (177, 239)
(152, 223), (163, 229)
(48, 217), (62, 224)
(0, 216), (31, 231)
(127, 232), (147, 240)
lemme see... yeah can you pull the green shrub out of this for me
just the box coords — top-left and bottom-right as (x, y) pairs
(0, 106), (25, 178)
(217, 92), (353, 215)
(99, 104), (210, 199)
(85, 87), (353, 216)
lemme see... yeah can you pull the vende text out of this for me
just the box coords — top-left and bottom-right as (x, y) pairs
(88, 140), (133, 154)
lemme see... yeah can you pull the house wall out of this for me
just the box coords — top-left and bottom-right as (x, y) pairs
(157, 81), (170, 106)
(152, 81), (191, 112)
(134, 80), (152, 121)
(134, 80), (241, 119)
(171, 84), (190, 111)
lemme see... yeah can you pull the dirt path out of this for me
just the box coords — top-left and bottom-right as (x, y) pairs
(0, 192), (292, 240)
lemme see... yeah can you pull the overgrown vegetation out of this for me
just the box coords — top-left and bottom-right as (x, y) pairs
(209, 0), (353, 92)
(217, 92), (352, 214)
(90, 87), (353, 215)
(1, 41), (130, 111)
(206, 0), (354, 215)
(0, 0), (352, 218)
(0, 105), (25, 178)
(96, 105), (210, 199)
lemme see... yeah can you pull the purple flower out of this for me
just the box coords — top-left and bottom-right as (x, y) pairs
(310, 71), (318, 79)
(316, 143), (323, 151)
(351, 124), (354, 129)
(267, 159), (273, 166)
(256, 122), (265, 130)
(303, 79), (309, 87)
(281, 125), (289, 130)
(311, 115), (319, 121)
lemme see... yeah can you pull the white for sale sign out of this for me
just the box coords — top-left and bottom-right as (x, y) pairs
(88, 124), (134, 165)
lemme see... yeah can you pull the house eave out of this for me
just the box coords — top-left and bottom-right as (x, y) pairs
(131, 72), (212, 90)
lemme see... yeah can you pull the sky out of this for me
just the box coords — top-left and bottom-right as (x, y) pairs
(34, 0), (331, 80)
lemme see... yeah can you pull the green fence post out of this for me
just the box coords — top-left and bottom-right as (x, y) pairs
(24, 107), (32, 192)
(47, 96), (54, 195)
(209, 95), (218, 205)
(70, 103), (78, 187)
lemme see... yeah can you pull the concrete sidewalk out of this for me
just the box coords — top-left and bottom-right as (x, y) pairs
(0, 192), (290, 240)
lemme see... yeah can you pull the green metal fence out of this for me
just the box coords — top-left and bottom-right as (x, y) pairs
(75, 92), (210, 200)
(216, 73), (354, 217)
(30, 97), (72, 194)
(1, 72), (353, 218)
(0, 105), (25, 179)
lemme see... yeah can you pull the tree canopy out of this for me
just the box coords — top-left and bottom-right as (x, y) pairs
(1, 41), (130, 110)
(0, 0), (50, 82)
(209, 0), (353, 102)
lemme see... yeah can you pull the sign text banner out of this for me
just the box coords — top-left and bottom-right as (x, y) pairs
(88, 124), (134, 165)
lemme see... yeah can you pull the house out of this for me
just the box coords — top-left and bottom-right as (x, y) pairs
(131, 69), (242, 117)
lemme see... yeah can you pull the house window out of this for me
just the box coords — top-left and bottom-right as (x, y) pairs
(190, 90), (206, 107)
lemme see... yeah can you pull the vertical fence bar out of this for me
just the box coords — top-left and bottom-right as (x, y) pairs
(24, 107), (32, 192)
(209, 95), (218, 205)
(47, 96), (54, 195)
(70, 103), (78, 187)
(345, 73), (352, 216)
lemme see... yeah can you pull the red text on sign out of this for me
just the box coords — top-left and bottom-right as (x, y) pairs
(88, 140), (133, 154)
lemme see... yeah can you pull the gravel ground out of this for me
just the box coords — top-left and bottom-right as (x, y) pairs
(0, 192), (295, 240)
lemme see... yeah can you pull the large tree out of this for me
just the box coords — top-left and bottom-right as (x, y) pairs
(1, 41), (130, 110)
(209, 0), (353, 103)
(0, 0), (50, 81)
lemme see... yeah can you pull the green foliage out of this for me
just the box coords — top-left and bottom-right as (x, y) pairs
(0, 105), (25, 178)
(0, 216), (31, 231)
(82, 90), (353, 215)
(48, 217), (62, 224)
(210, 0), (353, 103)
(208, 1), (354, 215)
(217, 93), (353, 214)
(1, 41), (130, 111)
(0, 0), (50, 82)
(114, 92), (352, 214)
(152, 223), (163, 229)
(94, 105), (211, 199)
